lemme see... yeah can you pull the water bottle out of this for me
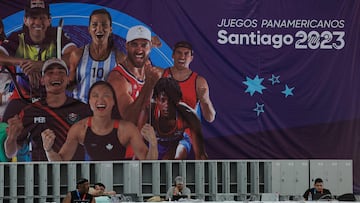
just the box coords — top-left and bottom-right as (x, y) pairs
(308, 192), (312, 201)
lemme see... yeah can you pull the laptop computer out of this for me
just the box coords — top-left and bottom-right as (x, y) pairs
(313, 193), (332, 200)
(73, 200), (91, 203)
(172, 195), (188, 201)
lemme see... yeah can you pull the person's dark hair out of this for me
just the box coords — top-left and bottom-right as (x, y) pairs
(314, 178), (323, 184)
(94, 182), (106, 189)
(23, 0), (51, 34)
(0, 18), (6, 42)
(76, 178), (89, 189)
(24, 0), (50, 18)
(153, 77), (182, 105)
(88, 80), (118, 111)
(89, 9), (114, 50)
(173, 41), (193, 56)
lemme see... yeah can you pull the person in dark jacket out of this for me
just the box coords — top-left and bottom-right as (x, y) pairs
(303, 178), (331, 200)
(63, 178), (95, 203)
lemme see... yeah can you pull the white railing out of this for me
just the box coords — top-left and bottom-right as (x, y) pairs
(0, 160), (353, 202)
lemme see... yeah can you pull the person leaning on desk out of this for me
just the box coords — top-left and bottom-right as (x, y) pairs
(166, 176), (191, 201)
(303, 178), (332, 200)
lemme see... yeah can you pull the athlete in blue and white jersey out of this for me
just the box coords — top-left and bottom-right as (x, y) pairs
(71, 43), (117, 103)
(68, 9), (124, 103)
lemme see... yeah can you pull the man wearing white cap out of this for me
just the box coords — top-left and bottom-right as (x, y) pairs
(67, 10), (161, 105)
(107, 25), (163, 159)
(166, 176), (191, 201)
(4, 58), (91, 161)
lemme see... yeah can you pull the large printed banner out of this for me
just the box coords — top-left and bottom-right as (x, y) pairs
(1, 0), (360, 192)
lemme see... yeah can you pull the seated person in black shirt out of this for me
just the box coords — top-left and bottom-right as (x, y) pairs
(63, 178), (95, 203)
(303, 178), (332, 200)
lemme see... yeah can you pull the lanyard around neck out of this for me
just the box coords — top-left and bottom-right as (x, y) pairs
(76, 190), (86, 200)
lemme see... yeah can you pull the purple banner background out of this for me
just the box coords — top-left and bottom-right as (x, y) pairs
(1, 0), (360, 193)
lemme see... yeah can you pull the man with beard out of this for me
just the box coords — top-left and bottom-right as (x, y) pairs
(63, 178), (95, 203)
(107, 25), (163, 159)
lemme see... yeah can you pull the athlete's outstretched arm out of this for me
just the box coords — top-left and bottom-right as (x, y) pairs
(42, 120), (84, 161)
(4, 115), (23, 159)
(0, 51), (25, 66)
(140, 123), (158, 160)
(65, 47), (83, 89)
(107, 70), (138, 122)
(189, 127), (208, 160)
(107, 64), (162, 127)
(196, 76), (216, 123)
(119, 121), (158, 160)
(178, 104), (208, 160)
